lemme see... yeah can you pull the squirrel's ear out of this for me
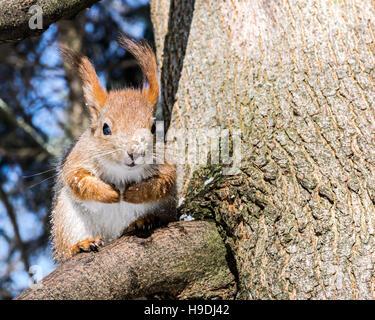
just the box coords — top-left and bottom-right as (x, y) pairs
(60, 46), (108, 121)
(118, 35), (159, 107)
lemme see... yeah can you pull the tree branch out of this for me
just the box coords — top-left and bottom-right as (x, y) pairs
(0, 0), (100, 43)
(15, 221), (236, 300)
(0, 98), (53, 156)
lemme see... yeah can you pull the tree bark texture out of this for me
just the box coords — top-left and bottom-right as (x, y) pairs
(16, 221), (236, 300)
(150, 0), (375, 299)
(0, 0), (99, 43)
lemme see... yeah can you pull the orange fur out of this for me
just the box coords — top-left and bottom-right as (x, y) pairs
(52, 38), (176, 263)
(119, 35), (159, 107)
(123, 163), (176, 204)
(64, 167), (120, 203)
(125, 214), (158, 233)
(70, 237), (104, 257)
(61, 46), (108, 119)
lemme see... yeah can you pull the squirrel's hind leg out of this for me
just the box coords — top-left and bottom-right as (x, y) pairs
(123, 214), (161, 235)
(52, 188), (105, 262)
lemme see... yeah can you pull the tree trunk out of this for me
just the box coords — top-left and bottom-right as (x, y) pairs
(58, 16), (90, 140)
(151, 0), (375, 299)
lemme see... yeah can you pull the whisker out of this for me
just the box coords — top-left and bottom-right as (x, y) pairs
(23, 167), (58, 178)
(26, 175), (56, 190)
(60, 148), (123, 177)
(23, 148), (123, 181)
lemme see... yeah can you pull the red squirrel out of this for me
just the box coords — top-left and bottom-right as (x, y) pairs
(51, 36), (177, 262)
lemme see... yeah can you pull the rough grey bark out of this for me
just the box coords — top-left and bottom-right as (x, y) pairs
(15, 221), (236, 300)
(0, 0), (99, 43)
(151, 0), (375, 299)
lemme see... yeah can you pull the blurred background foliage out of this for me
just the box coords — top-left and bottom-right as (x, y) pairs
(0, 0), (153, 299)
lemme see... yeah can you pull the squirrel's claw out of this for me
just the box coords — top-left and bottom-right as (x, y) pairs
(124, 214), (160, 235)
(71, 236), (104, 256)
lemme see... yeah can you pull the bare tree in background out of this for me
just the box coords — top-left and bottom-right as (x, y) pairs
(58, 16), (90, 139)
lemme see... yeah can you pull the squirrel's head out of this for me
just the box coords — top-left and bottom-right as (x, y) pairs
(61, 36), (159, 170)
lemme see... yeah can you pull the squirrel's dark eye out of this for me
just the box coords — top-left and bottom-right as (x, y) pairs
(151, 122), (156, 134)
(103, 123), (112, 135)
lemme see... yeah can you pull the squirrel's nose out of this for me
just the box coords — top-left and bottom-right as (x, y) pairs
(127, 151), (134, 161)
(127, 151), (144, 161)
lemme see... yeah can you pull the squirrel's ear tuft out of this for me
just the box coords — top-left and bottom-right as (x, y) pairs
(60, 45), (107, 121)
(118, 35), (159, 107)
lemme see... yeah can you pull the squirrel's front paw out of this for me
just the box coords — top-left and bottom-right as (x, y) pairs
(100, 184), (120, 203)
(70, 236), (104, 256)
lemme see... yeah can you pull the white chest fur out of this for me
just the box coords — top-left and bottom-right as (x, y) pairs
(60, 187), (160, 245)
(97, 159), (154, 185)
(79, 198), (159, 241)
(59, 161), (161, 246)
